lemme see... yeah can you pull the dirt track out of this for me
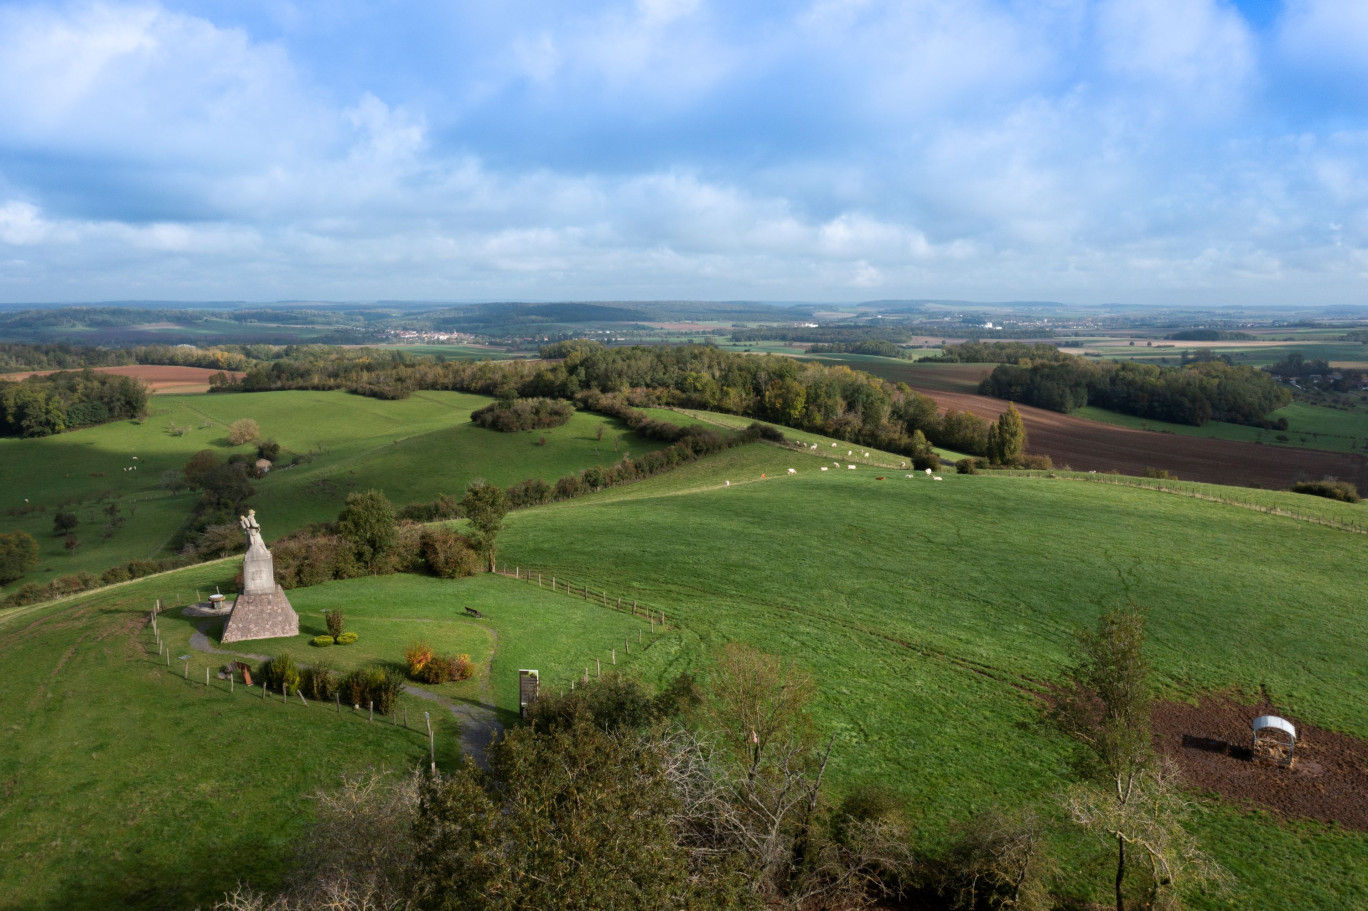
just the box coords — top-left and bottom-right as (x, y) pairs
(911, 387), (1368, 490)
(1154, 696), (1368, 831)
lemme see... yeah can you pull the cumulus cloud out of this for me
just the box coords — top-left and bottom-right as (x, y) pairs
(0, 0), (1365, 304)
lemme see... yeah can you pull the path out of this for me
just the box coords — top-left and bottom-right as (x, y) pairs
(189, 620), (504, 768)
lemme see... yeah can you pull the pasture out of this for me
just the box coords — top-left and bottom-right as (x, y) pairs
(1072, 401), (1368, 454)
(2, 428), (1366, 908)
(0, 389), (657, 593)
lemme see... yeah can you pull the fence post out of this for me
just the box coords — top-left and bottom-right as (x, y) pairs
(369, 700), (374, 723)
(230, 671), (234, 694)
(184, 660), (189, 680)
(597, 658), (601, 677)
(552, 576), (556, 591)
(632, 599), (637, 614)
(602, 591), (607, 607)
(538, 573), (542, 586)
(625, 637), (630, 655)
(336, 693), (341, 714)
(612, 648), (616, 665)
(584, 585), (589, 601)
(425, 712), (435, 773)
(617, 596), (622, 611)
(205, 667), (210, 686)
(298, 689), (308, 708)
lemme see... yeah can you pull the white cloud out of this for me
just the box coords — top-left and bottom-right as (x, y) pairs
(1278, 0), (1368, 76)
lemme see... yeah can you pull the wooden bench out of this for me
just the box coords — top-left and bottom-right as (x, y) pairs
(464, 607), (484, 618)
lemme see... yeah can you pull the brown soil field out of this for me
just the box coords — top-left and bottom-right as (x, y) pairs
(2, 365), (244, 394)
(909, 386), (1368, 490)
(1154, 696), (1368, 831)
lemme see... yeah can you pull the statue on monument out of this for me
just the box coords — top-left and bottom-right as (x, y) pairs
(222, 507), (299, 643)
(239, 509), (265, 549)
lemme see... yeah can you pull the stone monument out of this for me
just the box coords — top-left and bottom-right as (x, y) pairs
(221, 509), (299, 643)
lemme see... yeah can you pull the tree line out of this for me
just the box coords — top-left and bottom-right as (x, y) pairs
(927, 340), (1073, 364)
(0, 369), (149, 437)
(214, 343), (1010, 460)
(979, 357), (1290, 426)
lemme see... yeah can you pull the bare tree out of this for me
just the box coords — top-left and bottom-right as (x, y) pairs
(1050, 607), (1224, 910)
(1063, 760), (1226, 911)
(946, 806), (1057, 911)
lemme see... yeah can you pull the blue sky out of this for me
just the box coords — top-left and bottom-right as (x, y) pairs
(0, 0), (1365, 306)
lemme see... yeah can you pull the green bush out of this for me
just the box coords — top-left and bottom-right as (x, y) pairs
(336, 631), (359, 645)
(311, 635), (335, 647)
(301, 663), (338, 701)
(325, 609), (347, 639)
(1291, 479), (1360, 503)
(259, 653), (302, 693)
(341, 666), (403, 714)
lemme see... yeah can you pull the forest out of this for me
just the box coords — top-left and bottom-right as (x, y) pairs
(0, 370), (149, 437)
(979, 357), (1290, 426)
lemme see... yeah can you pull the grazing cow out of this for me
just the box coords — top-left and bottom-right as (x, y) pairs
(847, 450), (852, 457)
(863, 452), (869, 458)
(933, 476), (943, 481)
(831, 443), (836, 447)
(905, 474), (913, 479)
(787, 468), (796, 474)
(821, 467), (828, 471)
(847, 464), (856, 470)
(725, 481), (730, 486)
(925, 468), (933, 476)
(834, 461), (840, 467)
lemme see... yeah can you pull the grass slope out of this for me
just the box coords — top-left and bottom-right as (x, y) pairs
(3, 435), (1365, 909)
(491, 445), (1368, 908)
(1, 389), (655, 593)
(0, 568), (663, 911)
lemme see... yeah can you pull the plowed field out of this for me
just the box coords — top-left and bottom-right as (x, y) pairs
(2, 364), (243, 393)
(909, 386), (1368, 490)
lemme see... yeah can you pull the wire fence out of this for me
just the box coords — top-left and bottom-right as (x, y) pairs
(997, 470), (1368, 534)
(494, 564), (673, 629)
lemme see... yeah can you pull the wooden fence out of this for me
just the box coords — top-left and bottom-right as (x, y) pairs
(493, 565), (672, 629)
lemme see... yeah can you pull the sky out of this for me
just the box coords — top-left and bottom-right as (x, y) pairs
(0, 0), (1365, 307)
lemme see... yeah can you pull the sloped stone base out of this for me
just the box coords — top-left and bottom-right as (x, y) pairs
(221, 585), (299, 643)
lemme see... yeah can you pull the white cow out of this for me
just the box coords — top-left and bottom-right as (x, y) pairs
(847, 464), (856, 470)
(933, 476), (943, 481)
(725, 481), (730, 486)
(820, 467), (828, 471)
(786, 468), (796, 474)
(905, 474), (913, 479)
(925, 468), (933, 476)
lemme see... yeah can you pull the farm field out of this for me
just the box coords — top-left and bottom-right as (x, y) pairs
(0, 389), (657, 593)
(1, 364), (244, 394)
(4, 437), (1366, 908)
(899, 385), (1368, 490)
(1078, 340), (1368, 368)
(1072, 402), (1368, 453)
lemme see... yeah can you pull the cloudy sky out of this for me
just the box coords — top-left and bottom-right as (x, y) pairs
(0, 0), (1365, 306)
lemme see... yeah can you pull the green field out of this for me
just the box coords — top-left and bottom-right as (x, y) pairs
(1073, 401), (1368, 453)
(3, 421), (1367, 908)
(0, 390), (657, 593)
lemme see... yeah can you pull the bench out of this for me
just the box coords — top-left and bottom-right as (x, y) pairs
(464, 607), (484, 618)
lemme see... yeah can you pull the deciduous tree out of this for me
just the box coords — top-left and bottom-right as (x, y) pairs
(460, 482), (508, 572)
(337, 489), (397, 572)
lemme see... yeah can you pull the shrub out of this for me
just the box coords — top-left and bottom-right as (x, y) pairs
(301, 663), (338, 701)
(336, 631), (359, 645)
(341, 666), (404, 714)
(420, 527), (481, 579)
(325, 609), (347, 639)
(470, 397), (574, 432)
(260, 653), (302, 693)
(956, 458), (980, 475)
(405, 642), (435, 678)
(311, 635), (335, 648)
(452, 653), (474, 681)
(1291, 479), (1360, 503)
(1144, 467), (1179, 480)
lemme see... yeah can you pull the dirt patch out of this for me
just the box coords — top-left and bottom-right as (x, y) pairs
(1, 365), (243, 394)
(1154, 695), (1368, 831)
(908, 387), (1368, 490)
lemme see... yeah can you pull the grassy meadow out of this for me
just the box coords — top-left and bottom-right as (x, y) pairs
(2, 415), (1366, 908)
(1073, 401), (1368, 453)
(0, 389), (656, 593)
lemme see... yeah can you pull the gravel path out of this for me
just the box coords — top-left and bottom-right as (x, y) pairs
(189, 620), (505, 768)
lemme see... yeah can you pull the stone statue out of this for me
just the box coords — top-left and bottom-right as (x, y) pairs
(239, 509), (264, 549)
(223, 507), (298, 643)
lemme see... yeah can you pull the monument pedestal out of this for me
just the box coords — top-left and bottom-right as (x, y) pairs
(221, 529), (299, 643)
